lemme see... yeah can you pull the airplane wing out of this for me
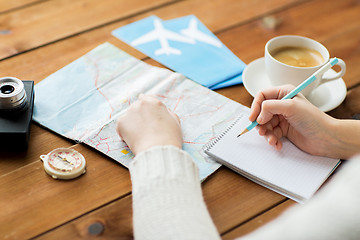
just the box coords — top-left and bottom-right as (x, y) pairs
(162, 29), (195, 44)
(181, 18), (222, 47)
(130, 31), (158, 46)
(131, 18), (195, 46)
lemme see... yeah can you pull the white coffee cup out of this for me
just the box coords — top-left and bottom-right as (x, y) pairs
(265, 35), (346, 97)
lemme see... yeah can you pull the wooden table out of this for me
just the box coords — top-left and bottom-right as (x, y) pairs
(1, 0), (359, 239)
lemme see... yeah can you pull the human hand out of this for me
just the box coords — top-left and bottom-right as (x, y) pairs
(249, 85), (337, 157)
(116, 94), (182, 155)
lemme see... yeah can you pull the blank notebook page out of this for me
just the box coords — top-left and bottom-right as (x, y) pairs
(204, 116), (340, 203)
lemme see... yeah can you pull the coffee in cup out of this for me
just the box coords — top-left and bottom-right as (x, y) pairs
(271, 46), (324, 68)
(265, 35), (346, 97)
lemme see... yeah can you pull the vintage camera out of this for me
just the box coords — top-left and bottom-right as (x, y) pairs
(0, 77), (34, 151)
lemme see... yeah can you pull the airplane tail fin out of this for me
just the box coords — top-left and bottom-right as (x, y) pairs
(155, 47), (181, 56)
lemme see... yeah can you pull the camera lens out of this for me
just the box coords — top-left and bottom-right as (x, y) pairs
(0, 77), (27, 111)
(0, 85), (15, 94)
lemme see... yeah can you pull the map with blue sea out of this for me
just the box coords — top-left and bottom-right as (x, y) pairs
(33, 43), (249, 180)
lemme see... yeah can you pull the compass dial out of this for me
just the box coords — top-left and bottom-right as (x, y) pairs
(48, 150), (83, 172)
(40, 148), (86, 180)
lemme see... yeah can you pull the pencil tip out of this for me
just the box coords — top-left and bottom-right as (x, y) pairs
(237, 128), (249, 137)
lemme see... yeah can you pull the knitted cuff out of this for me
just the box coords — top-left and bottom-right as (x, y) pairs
(129, 145), (200, 193)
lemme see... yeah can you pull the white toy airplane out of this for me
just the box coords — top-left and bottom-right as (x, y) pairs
(181, 18), (222, 48)
(130, 18), (195, 56)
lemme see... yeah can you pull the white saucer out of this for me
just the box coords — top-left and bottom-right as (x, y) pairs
(243, 57), (347, 112)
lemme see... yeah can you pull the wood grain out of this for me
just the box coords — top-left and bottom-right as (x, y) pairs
(0, 0), (173, 60)
(37, 195), (134, 239)
(222, 200), (295, 239)
(35, 166), (285, 239)
(0, 0), (44, 13)
(0, 144), (132, 239)
(0, 0), (304, 81)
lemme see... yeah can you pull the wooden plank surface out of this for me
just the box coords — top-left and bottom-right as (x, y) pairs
(35, 166), (285, 239)
(0, 0), (359, 239)
(0, 0), (44, 13)
(0, 144), (132, 239)
(36, 195), (134, 239)
(0, 0), (173, 60)
(222, 200), (295, 239)
(0, 0), (304, 81)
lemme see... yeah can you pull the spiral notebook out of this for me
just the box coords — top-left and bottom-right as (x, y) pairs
(203, 116), (341, 203)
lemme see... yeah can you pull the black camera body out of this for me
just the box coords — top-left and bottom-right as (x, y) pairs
(0, 78), (34, 151)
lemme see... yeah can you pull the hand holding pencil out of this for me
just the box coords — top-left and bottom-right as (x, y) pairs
(244, 84), (338, 157)
(239, 58), (339, 138)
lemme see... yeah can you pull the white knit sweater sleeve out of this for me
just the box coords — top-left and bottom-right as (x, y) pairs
(129, 145), (221, 240)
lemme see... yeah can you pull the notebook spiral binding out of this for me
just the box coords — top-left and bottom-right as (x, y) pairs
(203, 115), (243, 152)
